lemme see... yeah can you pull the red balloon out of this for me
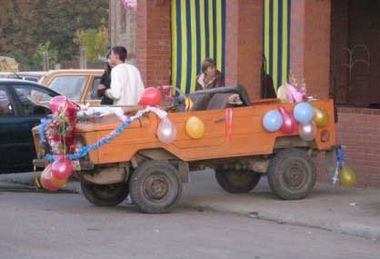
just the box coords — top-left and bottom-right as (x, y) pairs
(40, 166), (67, 192)
(279, 106), (298, 134)
(138, 87), (162, 106)
(51, 155), (73, 180)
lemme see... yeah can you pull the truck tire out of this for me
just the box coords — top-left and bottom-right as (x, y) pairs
(215, 169), (261, 193)
(268, 148), (316, 200)
(129, 161), (182, 214)
(81, 182), (129, 207)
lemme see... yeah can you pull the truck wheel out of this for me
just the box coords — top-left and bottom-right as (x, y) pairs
(215, 169), (261, 193)
(129, 161), (182, 214)
(81, 183), (129, 207)
(268, 149), (316, 200)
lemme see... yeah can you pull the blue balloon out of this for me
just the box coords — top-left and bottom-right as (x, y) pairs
(293, 102), (314, 124)
(263, 110), (283, 132)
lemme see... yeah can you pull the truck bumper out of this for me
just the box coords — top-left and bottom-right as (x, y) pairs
(33, 159), (94, 171)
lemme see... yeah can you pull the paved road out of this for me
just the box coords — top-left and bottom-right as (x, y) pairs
(0, 192), (379, 259)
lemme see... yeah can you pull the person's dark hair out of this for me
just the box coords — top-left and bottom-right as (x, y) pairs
(112, 46), (128, 62)
(201, 58), (216, 73)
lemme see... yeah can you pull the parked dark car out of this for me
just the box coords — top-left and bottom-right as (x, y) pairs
(0, 79), (60, 173)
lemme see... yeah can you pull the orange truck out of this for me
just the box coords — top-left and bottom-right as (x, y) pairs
(33, 86), (338, 214)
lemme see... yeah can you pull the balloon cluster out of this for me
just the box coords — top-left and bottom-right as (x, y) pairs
(39, 96), (78, 191)
(138, 87), (178, 144)
(262, 102), (329, 141)
(40, 156), (73, 191)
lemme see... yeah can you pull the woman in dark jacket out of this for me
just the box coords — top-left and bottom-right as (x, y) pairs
(97, 56), (114, 105)
(195, 58), (225, 91)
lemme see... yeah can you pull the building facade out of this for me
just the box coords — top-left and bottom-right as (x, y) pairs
(110, 0), (380, 187)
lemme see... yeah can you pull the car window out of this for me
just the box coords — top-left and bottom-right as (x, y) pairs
(88, 77), (102, 100)
(48, 76), (87, 100)
(14, 85), (56, 116)
(0, 89), (13, 116)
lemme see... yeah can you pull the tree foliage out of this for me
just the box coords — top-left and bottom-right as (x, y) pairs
(75, 25), (109, 63)
(0, 0), (109, 70)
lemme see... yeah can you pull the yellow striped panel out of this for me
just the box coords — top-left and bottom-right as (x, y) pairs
(208, 0), (214, 58)
(190, 1), (197, 92)
(282, 0), (288, 85)
(216, 1), (222, 71)
(272, 0), (279, 90)
(171, 0), (177, 89)
(180, 2), (188, 93)
(264, 0), (270, 69)
(199, 0), (206, 63)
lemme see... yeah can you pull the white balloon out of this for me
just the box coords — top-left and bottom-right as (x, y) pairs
(157, 117), (177, 144)
(299, 121), (317, 141)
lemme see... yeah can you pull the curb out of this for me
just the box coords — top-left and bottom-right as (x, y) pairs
(0, 172), (80, 193)
(181, 202), (380, 241)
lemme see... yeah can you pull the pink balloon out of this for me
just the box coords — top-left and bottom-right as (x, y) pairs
(139, 87), (162, 106)
(279, 106), (298, 134)
(157, 117), (177, 144)
(49, 96), (78, 115)
(51, 156), (73, 180)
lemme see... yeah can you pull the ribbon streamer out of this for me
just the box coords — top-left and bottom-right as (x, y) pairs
(40, 106), (168, 163)
(225, 108), (233, 142)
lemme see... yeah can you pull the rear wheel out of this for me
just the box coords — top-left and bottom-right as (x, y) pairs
(215, 168), (261, 193)
(81, 182), (129, 207)
(268, 148), (316, 200)
(129, 161), (182, 214)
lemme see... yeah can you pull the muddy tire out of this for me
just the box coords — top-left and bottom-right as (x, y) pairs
(129, 161), (182, 214)
(81, 183), (129, 207)
(215, 169), (261, 193)
(268, 149), (316, 200)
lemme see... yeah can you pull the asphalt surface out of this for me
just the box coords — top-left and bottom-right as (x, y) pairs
(0, 192), (379, 259)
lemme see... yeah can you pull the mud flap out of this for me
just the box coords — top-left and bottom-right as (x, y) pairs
(325, 147), (337, 176)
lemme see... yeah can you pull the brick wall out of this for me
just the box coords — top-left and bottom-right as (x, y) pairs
(225, 0), (262, 99)
(318, 108), (380, 188)
(290, 0), (331, 99)
(136, 0), (171, 87)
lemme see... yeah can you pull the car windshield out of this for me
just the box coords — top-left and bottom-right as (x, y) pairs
(48, 76), (87, 100)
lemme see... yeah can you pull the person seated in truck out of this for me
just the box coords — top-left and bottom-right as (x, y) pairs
(195, 58), (225, 91)
(105, 46), (145, 106)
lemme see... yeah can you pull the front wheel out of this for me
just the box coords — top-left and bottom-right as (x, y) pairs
(81, 182), (129, 207)
(215, 169), (261, 193)
(268, 148), (316, 200)
(129, 161), (182, 214)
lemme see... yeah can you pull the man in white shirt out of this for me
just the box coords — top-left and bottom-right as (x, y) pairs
(105, 46), (145, 106)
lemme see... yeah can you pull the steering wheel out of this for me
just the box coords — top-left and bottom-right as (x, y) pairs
(160, 86), (189, 112)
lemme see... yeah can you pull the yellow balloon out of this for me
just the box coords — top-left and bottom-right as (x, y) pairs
(185, 116), (205, 139)
(313, 108), (329, 128)
(277, 85), (288, 102)
(185, 97), (193, 111)
(339, 166), (357, 187)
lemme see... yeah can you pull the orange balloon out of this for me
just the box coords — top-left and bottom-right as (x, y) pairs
(185, 116), (205, 139)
